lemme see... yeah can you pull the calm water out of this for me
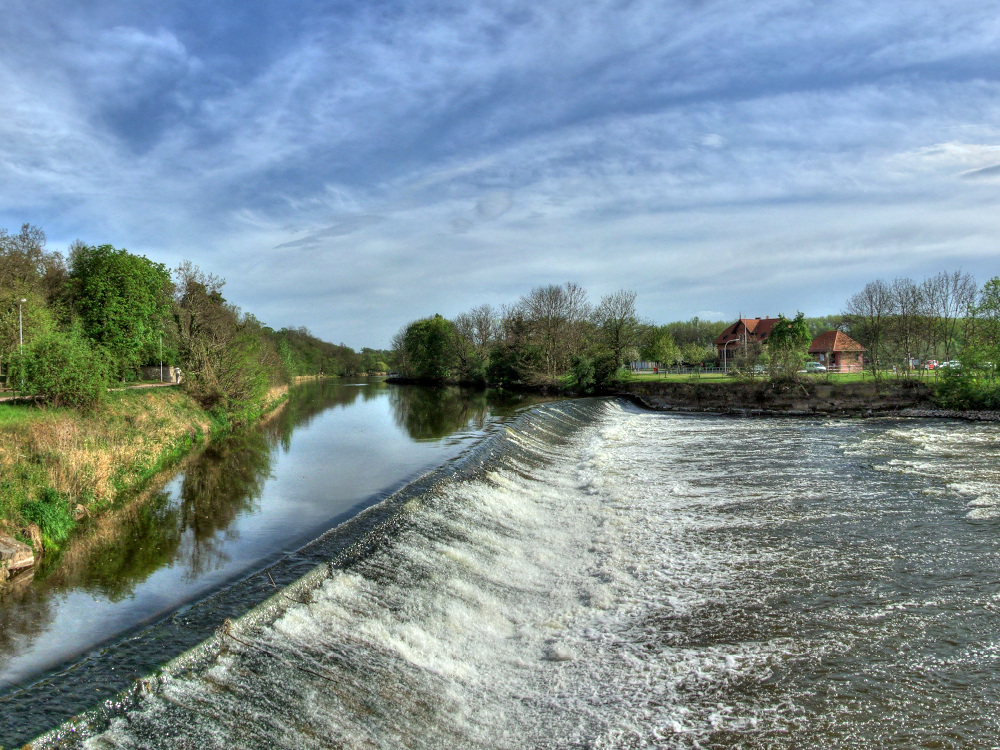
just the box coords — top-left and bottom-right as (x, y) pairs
(0, 379), (548, 745)
(14, 399), (1000, 748)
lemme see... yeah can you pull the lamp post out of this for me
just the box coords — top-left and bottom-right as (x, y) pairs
(722, 337), (740, 375)
(159, 333), (163, 382)
(18, 298), (26, 355)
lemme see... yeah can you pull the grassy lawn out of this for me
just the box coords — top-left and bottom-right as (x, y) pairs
(624, 370), (940, 385)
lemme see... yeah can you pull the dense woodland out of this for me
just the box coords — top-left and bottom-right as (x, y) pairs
(0, 224), (388, 420)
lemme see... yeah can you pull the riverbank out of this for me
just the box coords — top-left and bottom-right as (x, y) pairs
(618, 378), (940, 417)
(0, 385), (288, 574)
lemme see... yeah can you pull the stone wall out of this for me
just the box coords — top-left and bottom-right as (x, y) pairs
(620, 379), (934, 417)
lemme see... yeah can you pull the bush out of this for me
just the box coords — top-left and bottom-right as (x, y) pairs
(9, 330), (110, 409)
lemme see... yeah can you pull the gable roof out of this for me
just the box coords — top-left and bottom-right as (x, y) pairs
(713, 317), (781, 346)
(808, 330), (865, 353)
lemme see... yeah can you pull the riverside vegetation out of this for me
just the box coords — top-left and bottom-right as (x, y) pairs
(0, 224), (389, 560)
(391, 274), (1000, 410)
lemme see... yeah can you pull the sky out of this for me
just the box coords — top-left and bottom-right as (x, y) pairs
(2, 0), (1000, 349)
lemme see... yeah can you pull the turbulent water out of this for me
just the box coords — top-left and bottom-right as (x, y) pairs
(34, 399), (1000, 749)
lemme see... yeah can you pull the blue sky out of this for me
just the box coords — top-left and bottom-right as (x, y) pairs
(2, 0), (999, 348)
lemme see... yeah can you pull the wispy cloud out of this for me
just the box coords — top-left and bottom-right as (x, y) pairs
(2, 0), (1000, 346)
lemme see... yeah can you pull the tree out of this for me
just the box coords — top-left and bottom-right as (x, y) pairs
(516, 282), (591, 383)
(924, 270), (976, 361)
(594, 289), (640, 371)
(172, 261), (284, 419)
(765, 312), (811, 377)
(70, 244), (173, 380)
(887, 277), (924, 374)
(9, 329), (109, 409)
(844, 279), (892, 378)
(395, 314), (460, 382)
(640, 325), (681, 367)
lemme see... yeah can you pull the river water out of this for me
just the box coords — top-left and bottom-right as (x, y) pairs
(0, 379), (549, 745)
(8, 394), (1000, 748)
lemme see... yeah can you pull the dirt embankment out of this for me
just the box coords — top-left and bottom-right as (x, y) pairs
(619, 379), (936, 417)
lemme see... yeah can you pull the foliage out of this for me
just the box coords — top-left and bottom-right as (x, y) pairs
(21, 488), (76, 552)
(172, 263), (285, 422)
(9, 329), (110, 408)
(396, 314), (460, 381)
(269, 326), (362, 377)
(640, 325), (682, 366)
(766, 312), (811, 377)
(70, 244), (173, 380)
(594, 289), (641, 370)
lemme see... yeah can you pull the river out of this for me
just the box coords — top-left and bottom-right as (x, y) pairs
(0, 378), (550, 745)
(6, 391), (1000, 748)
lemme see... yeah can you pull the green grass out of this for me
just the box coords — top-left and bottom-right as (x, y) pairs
(626, 370), (939, 385)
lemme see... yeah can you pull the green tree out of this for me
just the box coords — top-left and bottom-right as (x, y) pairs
(766, 312), (811, 377)
(70, 244), (173, 380)
(9, 329), (109, 409)
(640, 324), (681, 367)
(172, 262), (285, 421)
(395, 314), (460, 382)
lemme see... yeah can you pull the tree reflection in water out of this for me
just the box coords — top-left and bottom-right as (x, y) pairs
(388, 384), (548, 441)
(0, 379), (550, 687)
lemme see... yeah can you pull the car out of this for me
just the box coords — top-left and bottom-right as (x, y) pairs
(939, 360), (961, 369)
(803, 362), (827, 373)
(924, 359), (938, 370)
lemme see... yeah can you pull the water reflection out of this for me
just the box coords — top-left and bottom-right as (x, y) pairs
(0, 379), (550, 704)
(389, 384), (547, 441)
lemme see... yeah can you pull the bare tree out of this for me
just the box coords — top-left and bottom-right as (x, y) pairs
(594, 289), (640, 369)
(926, 270), (976, 361)
(453, 303), (498, 360)
(517, 282), (591, 383)
(844, 279), (892, 378)
(888, 277), (923, 373)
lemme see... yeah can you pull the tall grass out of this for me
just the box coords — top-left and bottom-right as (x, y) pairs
(0, 388), (213, 554)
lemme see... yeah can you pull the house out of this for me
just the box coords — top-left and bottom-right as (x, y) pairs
(808, 331), (865, 372)
(714, 317), (782, 367)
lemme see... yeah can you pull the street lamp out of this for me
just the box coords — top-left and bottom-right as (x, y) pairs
(722, 337), (740, 375)
(18, 298), (26, 355)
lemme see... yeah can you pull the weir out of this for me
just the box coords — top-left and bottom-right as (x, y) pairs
(17, 399), (1000, 748)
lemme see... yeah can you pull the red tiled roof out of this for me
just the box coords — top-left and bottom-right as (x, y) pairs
(808, 330), (865, 353)
(713, 318), (781, 346)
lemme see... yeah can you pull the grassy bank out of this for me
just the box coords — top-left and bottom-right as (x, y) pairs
(0, 388), (216, 553)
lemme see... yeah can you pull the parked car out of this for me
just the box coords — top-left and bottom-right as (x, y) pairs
(802, 362), (827, 373)
(924, 359), (938, 370)
(939, 360), (961, 369)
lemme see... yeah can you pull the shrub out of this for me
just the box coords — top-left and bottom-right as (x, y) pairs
(8, 330), (110, 409)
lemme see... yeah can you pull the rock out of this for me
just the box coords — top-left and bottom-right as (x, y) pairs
(0, 534), (34, 572)
(25, 524), (43, 554)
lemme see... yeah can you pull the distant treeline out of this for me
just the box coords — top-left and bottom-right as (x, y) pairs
(390, 283), (725, 391)
(0, 224), (388, 419)
(393, 271), (1000, 401)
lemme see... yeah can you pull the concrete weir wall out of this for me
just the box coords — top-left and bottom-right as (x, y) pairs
(620, 379), (935, 417)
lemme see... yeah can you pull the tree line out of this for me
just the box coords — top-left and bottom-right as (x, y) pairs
(393, 283), (737, 391)
(0, 224), (386, 419)
(841, 270), (1000, 406)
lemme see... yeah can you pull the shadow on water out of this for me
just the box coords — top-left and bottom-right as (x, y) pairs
(0, 378), (552, 745)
